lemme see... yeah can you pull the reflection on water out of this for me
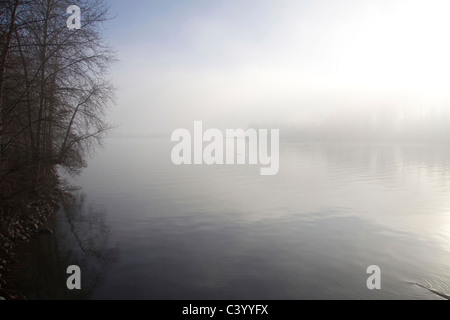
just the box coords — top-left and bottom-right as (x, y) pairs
(12, 193), (118, 300)
(13, 138), (450, 299)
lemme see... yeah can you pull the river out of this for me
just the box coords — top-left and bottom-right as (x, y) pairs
(11, 137), (450, 299)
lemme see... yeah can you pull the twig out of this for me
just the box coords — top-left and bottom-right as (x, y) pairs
(414, 283), (450, 300)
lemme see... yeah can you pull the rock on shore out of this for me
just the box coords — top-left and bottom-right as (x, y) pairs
(0, 196), (60, 300)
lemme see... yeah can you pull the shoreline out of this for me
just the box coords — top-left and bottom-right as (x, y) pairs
(0, 192), (60, 300)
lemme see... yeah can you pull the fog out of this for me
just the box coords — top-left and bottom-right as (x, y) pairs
(5, 0), (450, 301)
(107, 0), (450, 141)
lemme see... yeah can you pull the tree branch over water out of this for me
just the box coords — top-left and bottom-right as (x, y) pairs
(0, 0), (116, 202)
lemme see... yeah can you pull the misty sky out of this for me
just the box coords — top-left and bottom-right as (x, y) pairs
(103, 0), (450, 136)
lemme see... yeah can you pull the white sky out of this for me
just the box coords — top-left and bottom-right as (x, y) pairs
(105, 0), (450, 135)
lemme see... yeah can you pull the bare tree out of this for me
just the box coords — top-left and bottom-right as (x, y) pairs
(0, 0), (20, 159)
(0, 0), (115, 206)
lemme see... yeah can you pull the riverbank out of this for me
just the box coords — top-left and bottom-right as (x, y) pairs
(0, 191), (60, 300)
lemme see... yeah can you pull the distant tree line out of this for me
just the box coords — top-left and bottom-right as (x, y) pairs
(0, 0), (114, 210)
(278, 105), (450, 143)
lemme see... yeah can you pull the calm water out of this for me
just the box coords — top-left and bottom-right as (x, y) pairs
(13, 138), (450, 299)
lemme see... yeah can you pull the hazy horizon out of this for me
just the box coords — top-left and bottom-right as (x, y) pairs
(103, 0), (450, 139)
